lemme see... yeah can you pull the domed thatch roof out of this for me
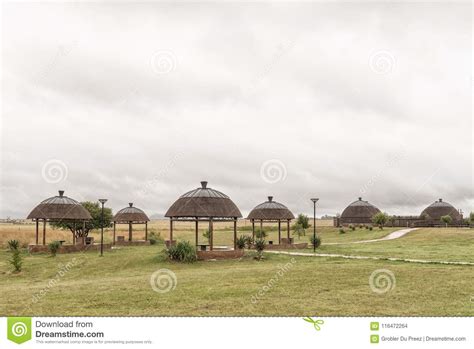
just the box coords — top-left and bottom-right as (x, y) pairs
(340, 197), (380, 223)
(420, 199), (461, 221)
(113, 203), (150, 223)
(165, 181), (242, 218)
(247, 196), (295, 220)
(27, 190), (92, 220)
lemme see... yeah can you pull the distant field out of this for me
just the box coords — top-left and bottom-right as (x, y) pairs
(0, 226), (473, 316)
(0, 219), (334, 247)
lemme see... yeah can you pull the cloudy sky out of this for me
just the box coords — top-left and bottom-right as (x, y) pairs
(1, 1), (472, 219)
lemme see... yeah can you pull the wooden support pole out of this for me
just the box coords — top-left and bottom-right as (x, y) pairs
(73, 221), (76, 245)
(260, 220), (263, 233)
(129, 222), (133, 241)
(42, 219), (46, 245)
(35, 219), (39, 245)
(278, 220), (281, 244)
(209, 218), (213, 251)
(195, 218), (198, 247)
(113, 222), (116, 245)
(145, 221), (148, 241)
(82, 220), (86, 245)
(170, 219), (173, 242)
(252, 220), (255, 241)
(287, 219), (290, 239)
(233, 218), (237, 250)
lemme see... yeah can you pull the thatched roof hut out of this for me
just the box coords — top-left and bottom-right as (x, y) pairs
(114, 203), (150, 223)
(113, 203), (150, 243)
(165, 181), (242, 218)
(165, 181), (242, 250)
(340, 197), (380, 224)
(247, 196), (295, 220)
(420, 198), (462, 222)
(27, 190), (91, 221)
(27, 190), (91, 245)
(247, 196), (295, 244)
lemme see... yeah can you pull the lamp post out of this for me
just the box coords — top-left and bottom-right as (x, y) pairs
(98, 199), (108, 256)
(311, 198), (319, 252)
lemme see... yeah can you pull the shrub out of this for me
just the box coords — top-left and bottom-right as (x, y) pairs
(48, 241), (61, 257)
(292, 223), (305, 239)
(369, 226), (373, 231)
(372, 212), (389, 229)
(148, 231), (162, 245)
(365, 225), (369, 230)
(296, 214), (310, 231)
(244, 236), (253, 249)
(254, 238), (265, 260)
(166, 241), (197, 263)
(339, 228), (346, 234)
(309, 235), (321, 249)
(349, 224), (355, 231)
(236, 235), (247, 249)
(359, 224), (363, 229)
(7, 240), (22, 272)
(202, 229), (211, 242)
(255, 228), (267, 239)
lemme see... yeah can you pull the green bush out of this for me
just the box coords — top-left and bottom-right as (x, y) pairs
(244, 236), (253, 249)
(7, 240), (22, 272)
(369, 226), (373, 231)
(359, 224), (363, 229)
(349, 224), (355, 231)
(148, 231), (162, 245)
(309, 235), (321, 248)
(166, 241), (197, 263)
(48, 241), (61, 257)
(254, 238), (265, 260)
(236, 235), (247, 249)
(339, 228), (346, 234)
(203, 229), (211, 242)
(255, 228), (267, 239)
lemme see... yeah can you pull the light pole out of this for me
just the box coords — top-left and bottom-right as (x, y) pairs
(311, 198), (319, 252)
(98, 199), (108, 256)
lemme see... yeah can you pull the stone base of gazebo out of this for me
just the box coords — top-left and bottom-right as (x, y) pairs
(263, 242), (308, 250)
(28, 243), (112, 254)
(165, 240), (177, 248)
(197, 249), (244, 260)
(115, 240), (150, 246)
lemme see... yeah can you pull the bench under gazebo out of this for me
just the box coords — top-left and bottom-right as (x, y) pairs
(247, 196), (295, 244)
(27, 190), (92, 245)
(112, 203), (150, 244)
(165, 181), (242, 256)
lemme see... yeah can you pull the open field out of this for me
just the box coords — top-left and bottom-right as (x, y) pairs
(0, 226), (473, 316)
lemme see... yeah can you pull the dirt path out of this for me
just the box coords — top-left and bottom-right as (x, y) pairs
(265, 250), (474, 266)
(324, 228), (418, 245)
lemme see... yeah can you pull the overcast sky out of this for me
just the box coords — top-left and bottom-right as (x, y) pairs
(1, 2), (472, 219)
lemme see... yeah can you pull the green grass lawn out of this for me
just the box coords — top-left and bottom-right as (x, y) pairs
(315, 228), (474, 263)
(1, 228), (473, 316)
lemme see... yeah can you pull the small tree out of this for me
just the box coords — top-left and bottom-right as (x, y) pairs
(440, 215), (452, 228)
(7, 240), (22, 273)
(255, 228), (267, 239)
(293, 223), (305, 240)
(309, 235), (321, 249)
(296, 214), (310, 235)
(389, 215), (396, 227)
(254, 238), (265, 260)
(48, 241), (61, 257)
(372, 212), (389, 230)
(50, 201), (113, 241)
(203, 229), (211, 243)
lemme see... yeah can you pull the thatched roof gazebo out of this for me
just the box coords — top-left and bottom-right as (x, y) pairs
(27, 190), (92, 245)
(247, 196), (295, 244)
(420, 198), (462, 223)
(112, 203), (150, 243)
(340, 197), (380, 225)
(165, 181), (242, 250)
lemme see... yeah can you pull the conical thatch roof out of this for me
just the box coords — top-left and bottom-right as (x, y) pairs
(113, 203), (150, 223)
(420, 198), (461, 221)
(27, 190), (92, 220)
(247, 196), (295, 220)
(165, 181), (242, 218)
(340, 197), (380, 222)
